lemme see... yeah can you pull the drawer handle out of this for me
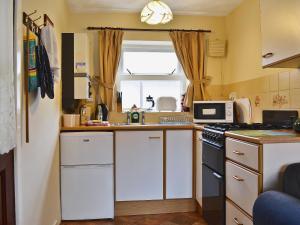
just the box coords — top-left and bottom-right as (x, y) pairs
(83, 139), (90, 142)
(233, 150), (245, 156)
(233, 175), (244, 182)
(262, 52), (274, 58)
(233, 217), (243, 225)
(148, 137), (161, 139)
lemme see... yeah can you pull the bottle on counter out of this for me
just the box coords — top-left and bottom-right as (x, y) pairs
(80, 105), (91, 125)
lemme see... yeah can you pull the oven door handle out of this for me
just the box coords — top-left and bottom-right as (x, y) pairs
(213, 172), (222, 179)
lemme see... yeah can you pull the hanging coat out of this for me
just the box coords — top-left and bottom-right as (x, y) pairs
(36, 42), (54, 99)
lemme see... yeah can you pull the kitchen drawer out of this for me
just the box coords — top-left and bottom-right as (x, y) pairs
(226, 138), (260, 171)
(226, 200), (252, 225)
(226, 161), (260, 216)
(60, 132), (113, 165)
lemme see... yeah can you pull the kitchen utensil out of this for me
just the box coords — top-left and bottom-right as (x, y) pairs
(96, 104), (109, 121)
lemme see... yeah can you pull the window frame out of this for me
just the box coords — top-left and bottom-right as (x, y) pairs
(116, 41), (187, 112)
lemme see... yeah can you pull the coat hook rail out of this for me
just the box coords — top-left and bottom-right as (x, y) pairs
(32, 16), (41, 22)
(27, 10), (37, 17)
(44, 14), (54, 27)
(23, 11), (41, 36)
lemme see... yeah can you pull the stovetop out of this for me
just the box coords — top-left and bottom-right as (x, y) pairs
(204, 123), (293, 132)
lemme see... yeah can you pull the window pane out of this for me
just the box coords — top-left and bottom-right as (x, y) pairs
(120, 81), (141, 110)
(142, 81), (181, 111)
(122, 52), (179, 75)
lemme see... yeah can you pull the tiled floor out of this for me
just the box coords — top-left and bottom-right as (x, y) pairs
(61, 212), (207, 225)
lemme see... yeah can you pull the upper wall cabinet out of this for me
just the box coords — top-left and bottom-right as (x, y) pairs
(260, 0), (300, 68)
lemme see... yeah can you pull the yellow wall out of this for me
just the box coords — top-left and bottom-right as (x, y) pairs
(224, 0), (289, 84)
(16, 0), (70, 225)
(65, 11), (227, 100)
(223, 0), (300, 122)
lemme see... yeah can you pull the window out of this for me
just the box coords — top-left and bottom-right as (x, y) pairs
(117, 41), (187, 112)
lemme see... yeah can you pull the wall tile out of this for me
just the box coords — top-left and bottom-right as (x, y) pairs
(269, 91), (279, 109)
(290, 70), (300, 89)
(269, 73), (279, 92)
(278, 90), (290, 109)
(279, 72), (290, 90)
(291, 89), (300, 109)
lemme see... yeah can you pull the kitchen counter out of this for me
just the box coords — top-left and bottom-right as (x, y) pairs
(226, 129), (300, 144)
(61, 123), (195, 131)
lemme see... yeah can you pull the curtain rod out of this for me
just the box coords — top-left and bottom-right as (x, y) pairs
(87, 27), (211, 33)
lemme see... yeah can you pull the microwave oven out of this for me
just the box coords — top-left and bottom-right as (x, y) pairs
(193, 101), (234, 123)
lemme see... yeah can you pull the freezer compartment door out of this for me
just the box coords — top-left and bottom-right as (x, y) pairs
(61, 165), (114, 220)
(60, 132), (113, 165)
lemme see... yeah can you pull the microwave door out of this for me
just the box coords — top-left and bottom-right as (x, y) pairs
(194, 103), (226, 122)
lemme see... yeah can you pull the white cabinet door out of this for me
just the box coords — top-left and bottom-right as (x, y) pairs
(166, 130), (193, 199)
(60, 132), (113, 165)
(61, 165), (114, 220)
(116, 131), (163, 201)
(74, 33), (89, 74)
(261, 0), (300, 67)
(196, 131), (203, 206)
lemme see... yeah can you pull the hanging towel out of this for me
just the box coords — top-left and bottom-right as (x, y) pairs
(23, 31), (38, 92)
(40, 25), (60, 82)
(36, 42), (54, 99)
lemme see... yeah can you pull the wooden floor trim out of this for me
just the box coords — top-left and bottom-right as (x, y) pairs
(115, 199), (197, 216)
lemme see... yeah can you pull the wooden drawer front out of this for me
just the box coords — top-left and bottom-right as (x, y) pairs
(226, 138), (259, 171)
(226, 161), (259, 216)
(226, 200), (253, 225)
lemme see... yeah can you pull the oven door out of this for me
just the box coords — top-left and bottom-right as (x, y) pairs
(202, 164), (225, 225)
(202, 141), (225, 175)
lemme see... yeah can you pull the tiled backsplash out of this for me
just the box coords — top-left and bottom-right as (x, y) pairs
(224, 70), (300, 123)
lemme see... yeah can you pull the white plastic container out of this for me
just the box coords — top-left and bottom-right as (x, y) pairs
(63, 114), (80, 127)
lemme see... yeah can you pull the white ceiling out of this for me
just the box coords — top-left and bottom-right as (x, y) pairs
(67, 0), (243, 16)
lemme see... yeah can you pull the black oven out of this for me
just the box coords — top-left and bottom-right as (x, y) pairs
(202, 139), (225, 225)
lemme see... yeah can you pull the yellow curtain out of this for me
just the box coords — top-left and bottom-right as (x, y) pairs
(99, 29), (124, 111)
(169, 31), (207, 108)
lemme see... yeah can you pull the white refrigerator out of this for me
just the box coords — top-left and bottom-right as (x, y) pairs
(60, 132), (114, 220)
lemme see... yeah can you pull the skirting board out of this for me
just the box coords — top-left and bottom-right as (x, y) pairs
(115, 199), (197, 216)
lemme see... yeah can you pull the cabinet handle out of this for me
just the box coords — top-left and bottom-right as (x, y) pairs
(83, 139), (90, 142)
(233, 175), (244, 182)
(148, 137), (161, 139)
(233, 217), (243, 225)
(233, 150), (245, 156)
(262, 52), (274, 58)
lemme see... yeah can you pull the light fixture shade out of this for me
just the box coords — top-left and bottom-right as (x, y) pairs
(141, 0), (173, 25)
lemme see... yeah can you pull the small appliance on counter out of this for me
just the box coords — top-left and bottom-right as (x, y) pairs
(193, 100), (234, 123)
(96, 103), (109, 121)
(235, 98), (252, 124)
(146, 95), (155, 111)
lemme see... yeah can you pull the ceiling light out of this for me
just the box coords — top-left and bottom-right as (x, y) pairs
(141, 0), (173, 25)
